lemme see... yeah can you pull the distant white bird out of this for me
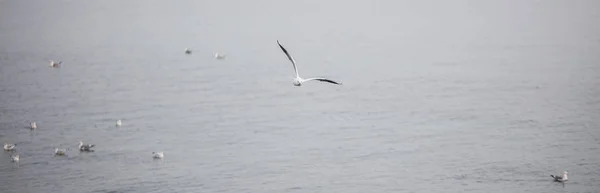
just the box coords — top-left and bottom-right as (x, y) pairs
(185, 48), (192, 54)
(550, 171), (568, 182)
(78, 141), (95, 152)
(277, 40), (342, 86)
(152, 152), (164, 159)
(3, 143), (16, 151)
(214, 52), (226, 60)
(49, 60), (62, 68)
(30, 122), (37, 129)
(116, 120), (122, 127)
(10, 154), (19, 163)
(54, 148), (67, 156)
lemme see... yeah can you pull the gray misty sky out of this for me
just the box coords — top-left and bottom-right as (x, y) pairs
(2, 0), (599, 49)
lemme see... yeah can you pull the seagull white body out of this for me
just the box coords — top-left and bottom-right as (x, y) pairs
(11, 154), (19, 162)
(3, 143), (16, 151)
(55, 148), (67, 156)
(30, 122), (37, 129)
(116, 120), (122, 127)
(214, 53), (226, 60)
(50, 60), (62, 68)
(185, 48), (192, 54)
(277, 40), (342, 86)
(550, 171), (568, 182)
(152, 152), (164, 159)
(79, 141), (95, 152)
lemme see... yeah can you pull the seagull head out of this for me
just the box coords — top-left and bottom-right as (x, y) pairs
(293, 79), (302, 86)
(564, 171), (568, 175)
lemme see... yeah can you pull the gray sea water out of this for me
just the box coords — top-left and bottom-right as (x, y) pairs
(1, 0), (600, 192)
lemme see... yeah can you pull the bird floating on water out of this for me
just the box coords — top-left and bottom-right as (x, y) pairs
(185, 48), (192, 54)
(550, 171), (568, 182)
(152, 152), (164, 159)
(50, 60), (62, 68)
(30, 122), (37, 129)
(78, 141), (95, 152)
(10, 154), (19, 163)
(3, 143), (16, 151)
(277, 40), (342, 86)
(54, 148), (67, 156)
(116, 120), (122, 127)
(214, 53), (226, 60)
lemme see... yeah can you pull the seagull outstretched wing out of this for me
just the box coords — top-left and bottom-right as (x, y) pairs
(277, 40), (299, 78)
(304, 77), (342, 85)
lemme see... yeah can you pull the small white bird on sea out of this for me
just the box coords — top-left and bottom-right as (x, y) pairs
(11, 154), (19, 163)
(55, 148), (67, 156)
(185, 48), (192, 54)
(116, 120), (122, 127)
(277, 40), (342, 86)
(214, 52), (226, 60)
(152, 152), (164, 159)
(550, 171), (568, 182)
(78, 141), (95, 152)
(30, 122), (37, 129)
(3, 143), (16, 151)
(49, 60), (62, 68)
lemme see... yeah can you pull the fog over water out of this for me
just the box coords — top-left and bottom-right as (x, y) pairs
(1, 1), (599, 192)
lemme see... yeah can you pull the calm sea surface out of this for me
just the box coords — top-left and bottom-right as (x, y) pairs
(1, 0), (599, 192)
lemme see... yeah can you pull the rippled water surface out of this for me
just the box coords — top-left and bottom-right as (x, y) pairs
(1, 0), (600, 192)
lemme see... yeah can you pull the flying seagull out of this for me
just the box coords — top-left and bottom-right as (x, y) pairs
(550, 171), (568, 182)
(277, 40), (341, 86)
(116, 120), (122, 127)
(78, 141), (95, 152)
(185, 48), (192, 54)
(30, 122), (37, 129)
